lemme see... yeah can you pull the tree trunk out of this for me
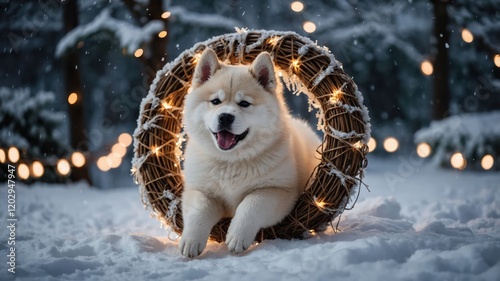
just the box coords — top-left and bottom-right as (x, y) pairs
(63, 0), (92, 185)
(431, 0), (451, 120)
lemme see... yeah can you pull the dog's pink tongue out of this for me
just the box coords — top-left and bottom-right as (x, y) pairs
(217, 131), (236, 150)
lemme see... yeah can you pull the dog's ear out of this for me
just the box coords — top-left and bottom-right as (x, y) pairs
(250, 52), (276, 93)
(192, 48), (220, 88)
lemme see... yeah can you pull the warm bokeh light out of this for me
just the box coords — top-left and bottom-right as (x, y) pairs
(161, 11), (171, 19)
(71, 151), (86, 168)
(97, 156), (111, 172)
(315, 200), (326, 208)
(112, 143), (127, 157)
(118, 133), (133, 147)
(383, 137), (399, 153)
(18, 163), (30, 180)
(290, 1), (304, 12)
(193, 52), (202, 63)
(162, 101), (172, 110)
(57, 159), (71, 176)
(152, 146), (160, 155)
(68, 92), (78, 105)
(494, 54), (500, 68)
(8, 147), (20, 163)
(291, 59), (300, 69)
(0, 148), (5, 163)
(158, 31), (167, 38)
(108, 152), (122, 169)
(134, 48), (144, 58)
(352, 141), (364, 150)
(303, 21), (316, 33)
(481, 155), (494, 170)
(416, 142), (432, 158)
(450, 152), (467, 170)
(329, 90), (343, 104)
(461, 29), (474, 43)
(421, 60), (433, 76)
(368, 137), (377, 153)
(32, 161), (44, 178)
(267, 36), (280, 46)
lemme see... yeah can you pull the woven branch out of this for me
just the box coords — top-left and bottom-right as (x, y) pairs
(132, 29), (371, 242)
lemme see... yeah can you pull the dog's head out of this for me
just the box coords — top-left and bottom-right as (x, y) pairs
(184, 48), (287, 160)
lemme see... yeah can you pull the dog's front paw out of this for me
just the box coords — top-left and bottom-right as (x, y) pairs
(178, 236), (207, 258)
(225, 228), (255, 255)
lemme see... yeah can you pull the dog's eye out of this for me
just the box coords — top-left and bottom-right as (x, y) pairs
(210, 98), (222, 105)
(238, 101), (251, 108)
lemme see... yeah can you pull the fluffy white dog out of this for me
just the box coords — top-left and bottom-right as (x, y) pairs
(180, 48), (320, 257)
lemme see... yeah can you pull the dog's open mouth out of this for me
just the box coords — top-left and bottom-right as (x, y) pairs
(213, 129), (249, 150)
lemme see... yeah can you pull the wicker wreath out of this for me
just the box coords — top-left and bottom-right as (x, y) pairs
(132, 29), (371, 242)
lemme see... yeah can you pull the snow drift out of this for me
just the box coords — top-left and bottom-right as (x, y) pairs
(1, 157), (499, 280)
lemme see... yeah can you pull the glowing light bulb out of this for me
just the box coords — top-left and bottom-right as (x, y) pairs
(367, 137), (377, 153)
(421, 60), (433, 76)
(193, 53), (202, 63)
(57, 159), (71, 176)
(461, 29), (473, 43)
(383, 137), (399, 153)
(162, 101), (173, 110)
(416, 142), (432, 158)
(134, 48), (144, 58)
(329, 90), (343, 104)
(71, 151), (86, 168)
(303, 21), (316, 33)
(353, 141), (364, 151)
(18, 163), (30, 180)
(68, 92), (78, 105)
(8, 147), (20, 163)
(152, 146), (160, 155)
(267, 36), (280, 46)
(291, 59), (300, 69)
(481, 155), (494, 170)
(158, 31), (167, 38)
(32, 161), (44, 178)
(315, 200), (326, 208)
(290, 1), (304, 12)
(118, 133), (133, 147)
(450, 152), (467, 170)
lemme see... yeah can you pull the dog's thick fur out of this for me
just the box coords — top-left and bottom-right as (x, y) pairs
(179, 49), (321, 257)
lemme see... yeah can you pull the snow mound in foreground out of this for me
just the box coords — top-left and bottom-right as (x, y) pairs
(1, 160), (499, 280)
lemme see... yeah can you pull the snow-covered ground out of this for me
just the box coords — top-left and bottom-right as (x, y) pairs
(1, 156), (499, 280)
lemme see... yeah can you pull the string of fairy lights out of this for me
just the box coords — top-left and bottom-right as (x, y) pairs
(130, 11), (171, 59)
(1, 8), (169, 181)
(0, 132), (133, 181)
(420, 27), (500, 75)
(290, 1), (500, 73)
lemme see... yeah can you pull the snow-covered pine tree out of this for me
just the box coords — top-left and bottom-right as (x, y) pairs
(0, 87), (69, 183)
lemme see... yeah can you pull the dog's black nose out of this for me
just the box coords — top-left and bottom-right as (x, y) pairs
(218, 113), (234, 128)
